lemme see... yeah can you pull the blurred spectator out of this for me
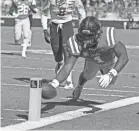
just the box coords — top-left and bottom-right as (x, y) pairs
(1, 0), (139, 20)
(1, 0), (11, 16)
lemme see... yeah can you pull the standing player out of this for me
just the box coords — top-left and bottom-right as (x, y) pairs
(46, 16), (129, 100)
(9, 0), (38, 57)
(40, 0), (86, 89)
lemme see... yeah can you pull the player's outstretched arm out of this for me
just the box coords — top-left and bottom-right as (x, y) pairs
(113, 41), (129, 73)
(50, 55), (78, 88)
(98, 41), (129, 88)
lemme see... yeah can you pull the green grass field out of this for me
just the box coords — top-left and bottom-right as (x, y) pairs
(1, 27), (139, 130)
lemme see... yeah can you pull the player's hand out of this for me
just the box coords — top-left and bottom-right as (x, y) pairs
(49, 79), (60, 88)
(12, 12), (19, 17)
(97, 69), (118, 88)
(44, 29), (51, 44)
(97, 74), (113, 88)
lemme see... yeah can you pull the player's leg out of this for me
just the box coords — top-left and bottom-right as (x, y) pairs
(28, 14), (33, 46)
(61, 21), (74, 89)
(100, 56), (118, 85)
(72, 60), (99, 100)
(22, 18), (30, 57)
(50, 23), (64, 74)
(14, 19), (22, 45)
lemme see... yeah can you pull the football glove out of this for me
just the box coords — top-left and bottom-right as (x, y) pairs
(97, 69), (118, 88)
(44, 29), (51, 44)
(49, 79), (60, 88)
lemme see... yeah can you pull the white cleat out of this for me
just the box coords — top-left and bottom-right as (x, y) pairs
(21, 43), (24, 46)
(64, 82), (74, 89)
(22, 52), (27, 57)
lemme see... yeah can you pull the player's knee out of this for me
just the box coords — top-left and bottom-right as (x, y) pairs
(82, 71), (92, 81)
(55, 54), (63, 63)
(15, 35), (21, 41)
(24, 34), (29, 39)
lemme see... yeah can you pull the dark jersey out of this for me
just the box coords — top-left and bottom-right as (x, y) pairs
(67, 27), (118, 65)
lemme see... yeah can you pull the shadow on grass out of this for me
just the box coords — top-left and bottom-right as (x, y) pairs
(16, 99), (102, 120)
(41, 98), (103, 114)
(1, 52), (21, 56)
(6, 43), (21, 46)
(17, 114), (28, 120)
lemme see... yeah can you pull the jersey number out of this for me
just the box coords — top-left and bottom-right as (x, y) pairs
(18, 4), (29, 15)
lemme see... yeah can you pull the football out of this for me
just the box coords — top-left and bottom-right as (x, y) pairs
(42, 82), (57, 99)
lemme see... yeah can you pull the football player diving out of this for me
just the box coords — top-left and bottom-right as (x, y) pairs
(45, 16), (129, 100)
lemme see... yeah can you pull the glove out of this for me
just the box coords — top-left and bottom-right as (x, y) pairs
(97, 69), (118, 88)
(49, 79), (60, 88)
(44, 29), (51, 44)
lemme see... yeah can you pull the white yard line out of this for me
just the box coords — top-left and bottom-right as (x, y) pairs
(126, 45), (139, 49)
(3, 108), (28, 112)
(60, 97), (106, 103)
(1, 96), (139, 130)
(1, 45), (139, 55)
(2, 65), (139, 76)
(2, 66), (55, 71)
(2, 108), (53, 114)
(123, 85), (139, 89)
(1, 49), (53, 55)
(2, 83), (29, 87)
(1, 54), (139, 61)
(2, 83), (139, 94)
(84, 94), (125, 97)
(2, 118), (26, 121)
(84, 88), (139, 94)
(1, 55), (53, 61)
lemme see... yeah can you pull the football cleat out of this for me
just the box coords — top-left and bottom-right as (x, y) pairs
(64, 82), (74, 89)
(22, 52), (27, 57)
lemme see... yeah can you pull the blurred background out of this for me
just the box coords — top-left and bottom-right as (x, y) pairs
(1, 0), (139, 20)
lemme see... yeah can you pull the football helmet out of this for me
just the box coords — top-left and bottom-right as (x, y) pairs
(76, 16), (102, 50)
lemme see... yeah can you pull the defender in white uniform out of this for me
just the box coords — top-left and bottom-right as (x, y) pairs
(40, 0), (86, 89)
(9, 0), (38, 57)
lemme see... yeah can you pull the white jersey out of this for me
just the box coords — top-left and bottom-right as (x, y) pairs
(41, 0), (86, 24)
(9, 0), (37, 19)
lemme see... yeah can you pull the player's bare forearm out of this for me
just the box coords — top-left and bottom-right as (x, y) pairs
(55, 55), (78, 83)
(113, 41), (129, 73)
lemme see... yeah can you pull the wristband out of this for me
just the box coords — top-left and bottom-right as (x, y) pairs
(50, 79), (60, 88)
(109, 69), (118, 77)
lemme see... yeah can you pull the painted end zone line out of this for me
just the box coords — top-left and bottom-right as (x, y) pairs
(2, 96), (139, 130)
